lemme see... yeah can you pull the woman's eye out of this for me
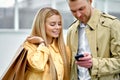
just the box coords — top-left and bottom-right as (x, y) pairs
(50, 23), (55, 26)
(50, 22), (61, 26)
(58, 23), (62, 26)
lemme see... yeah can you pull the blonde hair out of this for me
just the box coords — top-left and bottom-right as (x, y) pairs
(31, 7), (70, 80)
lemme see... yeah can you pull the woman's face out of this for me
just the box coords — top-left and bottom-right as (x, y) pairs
(45, 15), (62, 40)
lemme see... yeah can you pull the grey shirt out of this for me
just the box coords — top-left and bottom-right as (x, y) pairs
(77, 23), (91, 80)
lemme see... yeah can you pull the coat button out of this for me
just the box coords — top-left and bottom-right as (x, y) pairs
(101, 21), (104, 24)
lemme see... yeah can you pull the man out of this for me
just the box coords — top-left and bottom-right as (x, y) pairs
(66, 0), (120, 80)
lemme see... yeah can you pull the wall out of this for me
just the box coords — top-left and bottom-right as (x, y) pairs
(0, 30), (30, 78)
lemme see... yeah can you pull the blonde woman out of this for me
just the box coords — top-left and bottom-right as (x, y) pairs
(23, 7), (71, 80)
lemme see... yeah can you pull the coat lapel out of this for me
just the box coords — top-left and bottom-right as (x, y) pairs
(86, 9), (102, 58)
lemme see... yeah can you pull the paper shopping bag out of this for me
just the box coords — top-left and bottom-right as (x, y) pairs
(1, 45), (27, 80)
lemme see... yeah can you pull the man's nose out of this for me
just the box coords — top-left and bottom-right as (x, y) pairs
(76, 11), (81, 17)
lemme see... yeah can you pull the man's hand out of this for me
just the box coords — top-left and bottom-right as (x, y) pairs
(26, 36), (44, 44)
(75, 52), (92, 68)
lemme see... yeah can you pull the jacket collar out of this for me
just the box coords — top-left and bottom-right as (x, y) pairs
(74, 9), (102, 31)
(49, 39), (59, 53)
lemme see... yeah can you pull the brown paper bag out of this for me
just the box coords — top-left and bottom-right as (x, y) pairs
(1, 45), (27, 80)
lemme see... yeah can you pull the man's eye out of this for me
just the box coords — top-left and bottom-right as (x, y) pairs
(79, 7), (85, 11)
(71, 10), (76, 13)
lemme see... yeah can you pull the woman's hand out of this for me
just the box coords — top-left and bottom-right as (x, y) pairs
(27, 36), (44, 44)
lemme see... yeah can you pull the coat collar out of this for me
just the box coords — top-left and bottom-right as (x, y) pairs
(74, 9), (102, 31)
(87, 9), (102, 30)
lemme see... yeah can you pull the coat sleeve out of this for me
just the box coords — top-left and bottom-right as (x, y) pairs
(91, 19), (120, 76)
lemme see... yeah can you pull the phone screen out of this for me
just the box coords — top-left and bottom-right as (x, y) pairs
(75, 54), (84, 61)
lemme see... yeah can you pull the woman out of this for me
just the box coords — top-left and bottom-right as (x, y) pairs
(23, 7), (71, 80)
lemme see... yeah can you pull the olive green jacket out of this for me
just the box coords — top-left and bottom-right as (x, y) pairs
(67, 9), (120, 80)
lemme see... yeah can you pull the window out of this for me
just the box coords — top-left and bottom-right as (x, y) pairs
(94, 0), (120, 19)
(0, 0), (120, 30)
(0, 0), (14, 29)
(0, 0), (74, 30)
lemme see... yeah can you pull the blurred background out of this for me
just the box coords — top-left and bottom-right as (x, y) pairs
(0, 0), (120, 78)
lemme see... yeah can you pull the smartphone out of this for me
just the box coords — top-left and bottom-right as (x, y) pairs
(75, 54), (84, 61)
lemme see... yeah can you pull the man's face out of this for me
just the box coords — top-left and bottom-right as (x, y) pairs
(69, 0), (92, 24)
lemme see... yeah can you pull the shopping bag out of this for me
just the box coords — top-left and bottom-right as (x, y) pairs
(1, 45), (27, 80)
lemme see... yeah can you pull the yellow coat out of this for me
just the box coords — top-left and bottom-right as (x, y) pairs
(67, 9), (120, 80)
(23, 40), (70, 80)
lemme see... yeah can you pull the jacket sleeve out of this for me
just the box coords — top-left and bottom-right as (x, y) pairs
(91, 19), (120, 76)
(24, 42), (50, 72)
